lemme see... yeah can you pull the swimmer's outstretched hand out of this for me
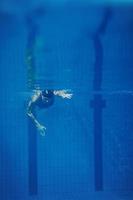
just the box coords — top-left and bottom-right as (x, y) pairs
(36, 123), (46, 136)
(55, 89), (73, 99)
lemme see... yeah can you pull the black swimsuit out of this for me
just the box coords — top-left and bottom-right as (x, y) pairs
(36, 90), (54, 109)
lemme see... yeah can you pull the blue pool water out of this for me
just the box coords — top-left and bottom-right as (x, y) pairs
(0, 1), (133, 200)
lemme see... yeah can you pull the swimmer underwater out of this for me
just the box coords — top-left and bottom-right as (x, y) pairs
(27, 88), (73, 136)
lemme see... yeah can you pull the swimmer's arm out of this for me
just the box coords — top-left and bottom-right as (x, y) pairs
(27, 90), (40, 117)
(27, 100), (40, 127)
(27, 91), (46, 132)
(28, 111), (44, 130)
(27, 106), (40, 128)
(53, 90), (73, 99)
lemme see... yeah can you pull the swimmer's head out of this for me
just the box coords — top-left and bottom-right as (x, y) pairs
(42, 89), (54, 97)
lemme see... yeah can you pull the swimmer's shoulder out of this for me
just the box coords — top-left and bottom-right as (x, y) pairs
(31, 89), (42, 102)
